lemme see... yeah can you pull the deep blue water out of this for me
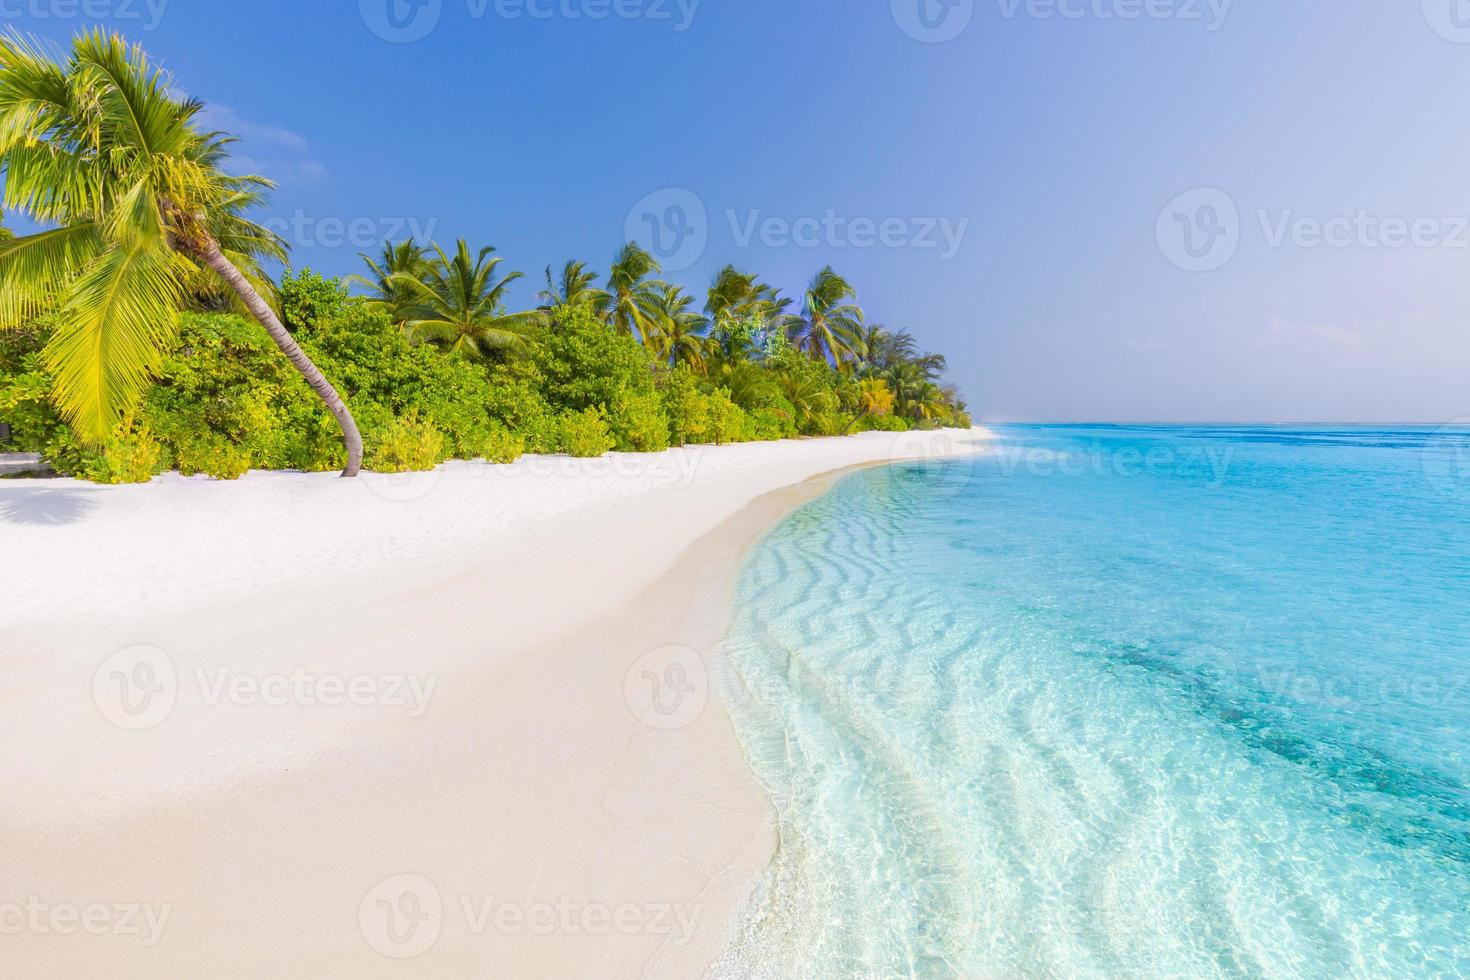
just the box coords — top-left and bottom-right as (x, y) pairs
(714, 424), (1470, 978)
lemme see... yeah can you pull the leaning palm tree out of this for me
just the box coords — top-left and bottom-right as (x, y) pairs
(648, 284), (709, 371)
(391, 239), (543, 360)
(604, 242), (663, 342)
(345, 238), (430, 321)
(792, 266), (864, 368)
(0, 31), (365, 474)
(538, 258), (609, 316)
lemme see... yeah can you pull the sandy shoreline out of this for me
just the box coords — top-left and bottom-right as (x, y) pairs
(0, 428), (990, 977)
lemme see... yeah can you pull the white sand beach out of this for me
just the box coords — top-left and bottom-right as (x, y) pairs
(0, 427), (989, 977)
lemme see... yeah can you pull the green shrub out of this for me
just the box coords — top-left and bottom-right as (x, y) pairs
(704, 388), (749, 445)
(609, 389), (670, 453)
(808, 411), (845, 437)
(476, 422), (525, 465)
(0, 362), (61, 453)
(746, 406), (793, 441)
(484, 360), (559, 454)
(534, 308), (659, 412)
(367, 411), (446, 472)
(280, 268), (348, 332)
(126, 281), (511, 477)
(662, 367), (709, 447)
(76, 421), (165, 484)
(559, 406), (615, 458)
(855, 412), (909, 433)
(175, 438), (253, 480)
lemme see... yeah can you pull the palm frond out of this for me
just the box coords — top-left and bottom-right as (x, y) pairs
(0, 222), (104, 326)
(43, 241), (185, 439)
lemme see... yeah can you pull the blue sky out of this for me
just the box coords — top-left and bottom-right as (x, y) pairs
(8, 1), (1470, 422)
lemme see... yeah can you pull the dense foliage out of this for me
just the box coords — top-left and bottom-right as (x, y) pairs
(1, 265), (970, 482)
(0, 31), (365, 474)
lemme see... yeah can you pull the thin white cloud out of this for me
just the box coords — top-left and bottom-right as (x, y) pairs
(172, 89), (325, 183)
(1251, 315), (1367, 354)
(201, 104), (309, 151)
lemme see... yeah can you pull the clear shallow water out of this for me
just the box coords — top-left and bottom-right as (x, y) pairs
(713, 425), (1470, 979)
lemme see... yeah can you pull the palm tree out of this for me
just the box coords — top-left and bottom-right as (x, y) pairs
(346, 238), (430, 320)
(840, 377), (896, 434)
(0, 31), (366, 474)
(905, 381), (949, 423)
(882, 361), (924, 414)
(710, 359), (782, 411)
(391, 239), (542, 360)
(704, 265), (764, 326)
(604, 242), (662, 342)
(764, 287), (801, 340)
(702, 266), (799, 366)
(538, 258), (609, 316)
(852, 324), (914, 373)
(706, 266), (801, 329)
(792, 266), (864, 368)
(913, 350), (949, 380)
(648, 284), (709, 371)
(775, 369), (838, 433)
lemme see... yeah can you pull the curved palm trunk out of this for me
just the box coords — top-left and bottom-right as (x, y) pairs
(196, 237), (364, 477)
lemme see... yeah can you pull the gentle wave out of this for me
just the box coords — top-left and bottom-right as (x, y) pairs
(712, 426), (1470, 978)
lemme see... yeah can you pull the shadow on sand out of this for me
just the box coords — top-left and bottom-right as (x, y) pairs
(0, 486), (97, 526)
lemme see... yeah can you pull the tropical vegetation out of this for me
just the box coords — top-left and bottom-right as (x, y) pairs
(0, 30), (970, 484)
(0, 30), (364, 475)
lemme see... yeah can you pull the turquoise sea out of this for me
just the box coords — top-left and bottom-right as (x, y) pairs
(715, 425), (1470, 978)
